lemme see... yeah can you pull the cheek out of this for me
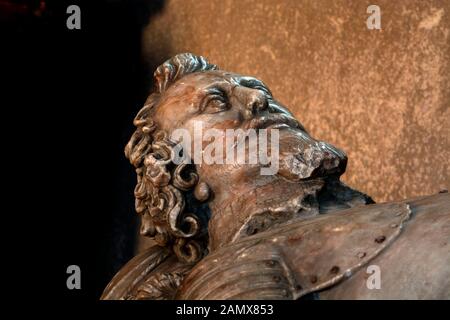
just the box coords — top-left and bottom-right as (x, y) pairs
(213, 118), (242, 130)
(200, 110), (244, 131)
(180, 113), (243, 152)
(154, 102), (192, 131)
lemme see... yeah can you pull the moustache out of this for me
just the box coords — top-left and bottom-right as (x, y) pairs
(243, 112), (303, 130)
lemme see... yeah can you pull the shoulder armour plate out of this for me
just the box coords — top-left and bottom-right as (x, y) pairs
(177, 202), (412, 299)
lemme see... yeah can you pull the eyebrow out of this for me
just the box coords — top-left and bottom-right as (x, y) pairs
(203, 86), (226, 95)
(203, 79), (231, 93)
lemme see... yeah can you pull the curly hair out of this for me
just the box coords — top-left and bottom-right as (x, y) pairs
(125, 53), (217, 263)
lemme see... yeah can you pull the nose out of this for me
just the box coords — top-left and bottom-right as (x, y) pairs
(246, 89), (268, 113)
(234, 86), (268, 118)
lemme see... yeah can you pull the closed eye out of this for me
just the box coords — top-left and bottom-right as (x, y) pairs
(201, 88), (229, 114)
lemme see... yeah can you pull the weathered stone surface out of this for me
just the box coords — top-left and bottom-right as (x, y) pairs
(142, 0), (450, 203)
(103, 52), (450, 300)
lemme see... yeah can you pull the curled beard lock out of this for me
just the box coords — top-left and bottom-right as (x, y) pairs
(125, 100), (211, 264)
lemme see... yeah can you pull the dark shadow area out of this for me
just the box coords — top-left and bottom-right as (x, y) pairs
(3, 0), (167, 299)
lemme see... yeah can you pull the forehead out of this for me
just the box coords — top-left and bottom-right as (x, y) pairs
(175, 70), (237, 87)
(165, 70), (267, 96)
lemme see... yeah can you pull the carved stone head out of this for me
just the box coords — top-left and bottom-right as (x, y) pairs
(125, 53), (366, 263)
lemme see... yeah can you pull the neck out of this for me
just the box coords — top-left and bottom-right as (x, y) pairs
(206, 177), (375, 252)
(207, 177), (325, 251)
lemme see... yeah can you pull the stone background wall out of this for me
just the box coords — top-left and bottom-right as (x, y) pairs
(141, 0), (450, 203)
